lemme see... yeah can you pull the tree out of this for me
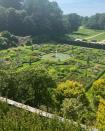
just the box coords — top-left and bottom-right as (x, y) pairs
(19, 66), (56, 107)
(24, 0), (64, 38)
(6, 8), (27, 35)
(0, 0), (23, 9)
(0, 0), (81, 39)
(0, 6), (7, 31)
(82, 16), (89, 26)
(0, 65), (56, 108)
(0, 31), (18, 49)
(84, 13), (105, 30)
(64, 13), (82, 33)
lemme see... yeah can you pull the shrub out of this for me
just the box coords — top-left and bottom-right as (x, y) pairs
(1, 31), (11, 38)
(96, 98), (105, 129)
(25, 40), (32, 46)
(91, 78), (105, 108)
(54, 80), (89, 114)
(0, 31), (18, 49)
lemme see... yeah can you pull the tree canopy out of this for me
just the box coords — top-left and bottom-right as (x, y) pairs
(0, 0), (23, 9)
(83, 13), (105, 30)
(0, 65), (56, 107)
(0, 0), (81, 41)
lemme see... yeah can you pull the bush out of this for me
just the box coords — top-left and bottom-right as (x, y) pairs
(32, 35), (50, 44)
(54, 80), (89, 114)
(0, 31), (18, 49)
(25, 40), (32, 46)
(96, 98), (105, 129)
(91, 78), (105, 108)
(1, 31), (11, 38)
(61, 98), (95, 125)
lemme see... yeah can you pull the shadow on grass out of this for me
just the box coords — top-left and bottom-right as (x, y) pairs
(73, 33), (89, 36)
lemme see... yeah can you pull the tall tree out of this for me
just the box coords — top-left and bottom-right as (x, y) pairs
(6, 8), (27, 35)
(64, 13), (82, 33)
(0, 6), (7, 31)
(84, 13), (105, 30)
(0, 0), (23, 9)
(24, 0), (64, 37)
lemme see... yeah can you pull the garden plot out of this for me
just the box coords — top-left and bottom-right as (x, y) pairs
(0, 44), (105, 87)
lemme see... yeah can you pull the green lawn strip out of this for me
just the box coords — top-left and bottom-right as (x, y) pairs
(88, 32), (105, 41)
(70, 27), (105, 41)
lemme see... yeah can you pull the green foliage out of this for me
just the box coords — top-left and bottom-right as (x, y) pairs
(0, 65), (56, 108)
(54, 80), (91, 124)
(0, 0), (82, 40)
(70, 26), (105, 42)
(25, 40), (32, 46)
(1, 31), (11, 38)
(84, 13), (105, 30)
(0, 44), (105, 87)
(0, 31), (18, 49)
(61, 98), (95, 125)
(96, 98), (105, 130)
(56, 80), (86, 100)
(61, 98), (84, 120)
(0, 0), (66, 38)
(0, 44), (105, 128)
(91, 78), (105, 108)
(0, 0), (22, 9)
(0, 102), (85, 131)
(64, 13), (82, 33)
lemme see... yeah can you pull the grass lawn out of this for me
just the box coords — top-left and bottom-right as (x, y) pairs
(89, 32), (105, 42)
(70, 27), (105, 42)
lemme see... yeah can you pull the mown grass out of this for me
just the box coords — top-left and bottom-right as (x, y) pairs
(70, 27), (105, 42)
(89, 32), (105, 42)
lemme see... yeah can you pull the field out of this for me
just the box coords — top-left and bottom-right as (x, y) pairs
(70, 27), (105, 42)
(1, 43), (105, 88)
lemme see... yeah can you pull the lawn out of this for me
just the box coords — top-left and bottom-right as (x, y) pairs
(89, 32), (105, 42)
(70, 26), (105, 42)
